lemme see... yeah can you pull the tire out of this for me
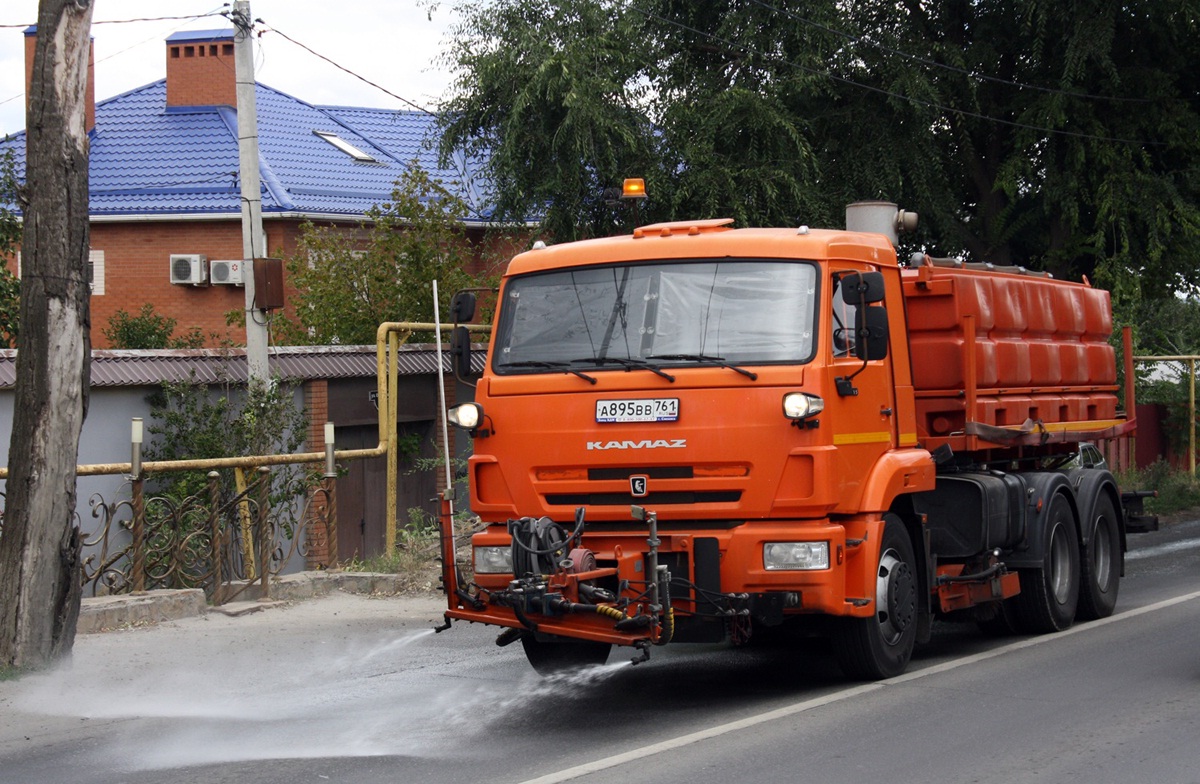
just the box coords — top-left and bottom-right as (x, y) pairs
(520, 634), (612, 675)
(834, 517), (918, 680)
(1009, 493), (1079, 633)
(1077, 493), (1121, 620)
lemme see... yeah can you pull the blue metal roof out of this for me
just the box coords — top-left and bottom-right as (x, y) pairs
(0, 78), (495, 222)
(165, 29), (235, 43)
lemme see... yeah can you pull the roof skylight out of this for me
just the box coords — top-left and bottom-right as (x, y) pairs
(313, 131), (378, 163)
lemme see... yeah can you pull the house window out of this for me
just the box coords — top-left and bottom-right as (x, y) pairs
(313, 131), (378, 163)
(89, 249), (105, 295)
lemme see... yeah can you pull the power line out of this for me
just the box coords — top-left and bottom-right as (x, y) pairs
(0, 6), (232, 134)
(630, 4), (1161, 147)
(745, 0), (1152, 104)
(253, 20), (435, 115)
(0, 10), (229, 29)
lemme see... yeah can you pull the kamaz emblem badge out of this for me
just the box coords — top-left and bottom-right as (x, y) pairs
(630, 476), (649, 497)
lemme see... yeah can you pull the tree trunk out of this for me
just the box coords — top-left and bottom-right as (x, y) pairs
(0, 0), (93, 670)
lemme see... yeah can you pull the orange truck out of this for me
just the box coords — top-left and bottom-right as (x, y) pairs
(437, 202), (1145, 679)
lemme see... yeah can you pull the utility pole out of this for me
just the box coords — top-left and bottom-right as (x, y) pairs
(232, 0), (270, 383)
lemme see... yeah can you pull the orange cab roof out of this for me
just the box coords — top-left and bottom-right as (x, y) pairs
(507, 222), (900, 277)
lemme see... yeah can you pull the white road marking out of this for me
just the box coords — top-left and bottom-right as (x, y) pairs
(517, 589), (1200, 784)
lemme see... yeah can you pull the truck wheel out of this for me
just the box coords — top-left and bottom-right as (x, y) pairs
(834, 517), (918, 680)
(1010, 493), (1079, 633)
(521, 634), (612, 675)
(1077, 493), (1121, 620)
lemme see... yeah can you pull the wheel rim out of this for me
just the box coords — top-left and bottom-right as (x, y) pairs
(1092, 514), (1112, 589)
(1048, 521), (1073, 604)
(875, 548), (915, 646)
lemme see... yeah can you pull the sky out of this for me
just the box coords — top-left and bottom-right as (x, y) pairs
(0, 1), (458, 138)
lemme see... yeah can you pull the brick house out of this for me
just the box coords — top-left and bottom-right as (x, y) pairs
(2, 26), (509, 348)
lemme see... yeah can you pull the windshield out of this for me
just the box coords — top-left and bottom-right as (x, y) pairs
(493, 259), (818, 372)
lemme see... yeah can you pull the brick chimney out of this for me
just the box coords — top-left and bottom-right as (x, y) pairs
(25, 25), (95, 133)
(165, 29), (237, 108)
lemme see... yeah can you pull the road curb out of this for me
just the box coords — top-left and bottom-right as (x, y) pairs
(77, 571), (417, 633)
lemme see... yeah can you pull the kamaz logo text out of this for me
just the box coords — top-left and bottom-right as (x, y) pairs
(586, 439), (687, 451)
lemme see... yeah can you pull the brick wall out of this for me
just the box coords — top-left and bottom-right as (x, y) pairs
(82, 217), (515, 349)
(166, 37), (236, 108)
(88, 218), (306, 348)
(303, 379), (333, 569)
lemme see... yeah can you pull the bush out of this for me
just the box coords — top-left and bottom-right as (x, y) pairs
(104, 303), (205, 349)
(143, 377), (317, 524)
(1116, 461), (1200, 515)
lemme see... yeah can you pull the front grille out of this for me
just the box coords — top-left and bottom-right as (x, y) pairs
(589, 466), (694, 480)
(544, 491), (741, 506)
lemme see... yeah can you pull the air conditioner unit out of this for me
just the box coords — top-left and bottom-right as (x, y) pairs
(209, 259), (245, 285)
(169, 254), (208, 285)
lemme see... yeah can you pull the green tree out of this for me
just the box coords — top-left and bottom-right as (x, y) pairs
(0, 148), (22, 347)
(144, 377), (313, 509)
(820, 0), (1200, 299)
(103, 303), (205, 349)
(440, 0), (1200, 314)
(439, 0), (661, 240)
(278, 166), (483, 345)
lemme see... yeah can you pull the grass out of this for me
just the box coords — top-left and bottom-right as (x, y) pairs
(0, 665), (20, 682)
(337, 510), (483, 592)
(1116, 461), (1200, 516)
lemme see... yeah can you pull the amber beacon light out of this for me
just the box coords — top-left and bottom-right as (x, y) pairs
(621, 178), (647, 199)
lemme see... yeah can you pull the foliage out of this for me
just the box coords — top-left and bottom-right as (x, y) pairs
(276, 165), (483, 345)
(0, 148), (22, 348)
(439, 0), (661, 241)
(143, 377), (316, 517)
(340, 520), (440, 588)
(1116, 462), (1200, 516)
(1125, 293), (1200, 451)
(102, 303), (205, 349)
(440, 0), (1200, 319)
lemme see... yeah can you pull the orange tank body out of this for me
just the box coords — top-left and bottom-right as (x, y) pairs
(902, 260), (1123, 454)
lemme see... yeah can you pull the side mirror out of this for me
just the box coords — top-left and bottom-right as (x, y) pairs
(855, 306), (889, 360)
(841, 271), (885, 305)
(451, 325), (472, 378)
(451, 291), (477, 323)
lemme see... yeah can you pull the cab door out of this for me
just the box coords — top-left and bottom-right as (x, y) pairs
(825, 268), (897, 511)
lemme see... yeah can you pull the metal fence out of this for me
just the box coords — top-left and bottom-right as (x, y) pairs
(1, 468), (336, 606)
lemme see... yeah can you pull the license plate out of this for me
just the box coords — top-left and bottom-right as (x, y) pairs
(596, 398), (679, 423)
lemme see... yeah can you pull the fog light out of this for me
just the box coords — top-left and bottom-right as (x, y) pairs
(474, 545), (513, 574)
(764, 541), (830, 571)
(448, 402), (483, 430)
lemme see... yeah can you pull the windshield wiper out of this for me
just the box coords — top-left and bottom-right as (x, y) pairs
(571, 357), (676, 382)
(647, 353), (758, 380)
(504, 360), (597, 385)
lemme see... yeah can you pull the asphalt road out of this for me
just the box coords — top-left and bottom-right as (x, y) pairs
(1, 519), (1198, 784)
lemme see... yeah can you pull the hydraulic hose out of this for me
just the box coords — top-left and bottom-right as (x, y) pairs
(937, 563), (1004, 585)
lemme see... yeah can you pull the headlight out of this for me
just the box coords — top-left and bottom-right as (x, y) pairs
(448, 402), (483, 430)
(763, 541), (830, 571)
(474, 545), (513, 574)
(783, 392), (824, 420)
